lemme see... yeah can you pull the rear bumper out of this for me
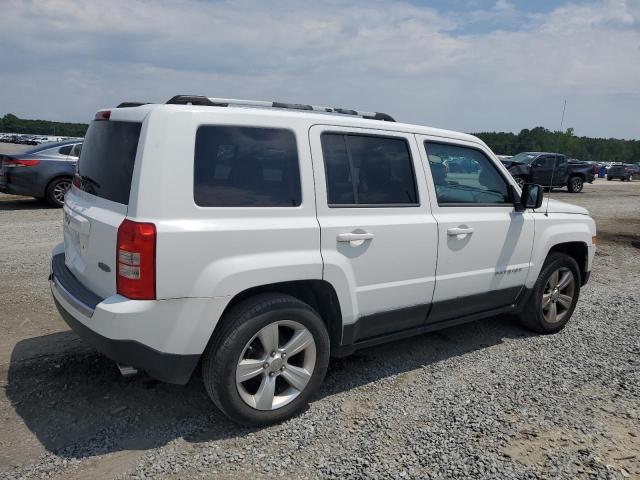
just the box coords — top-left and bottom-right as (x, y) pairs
(52, 296), (200, 384)
(50, 252), (204, 384)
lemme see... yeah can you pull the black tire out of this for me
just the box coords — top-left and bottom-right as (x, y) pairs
(202, 293), (330, 426)
(45, 177), (72, 207)
(514, 176), (526, 189)
(607, 177), (612, 181)
(567, 176), (584, 193)
(518, 252), (581, 334)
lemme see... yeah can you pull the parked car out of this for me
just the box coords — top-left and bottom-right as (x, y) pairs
(501, 152), (596, 192)
(50, 96), (596, 426)
(0, 140), (82, 206)
(624, 164), (639, 178)
(607, 165), (633, 181)
(444, 156), (480, 173)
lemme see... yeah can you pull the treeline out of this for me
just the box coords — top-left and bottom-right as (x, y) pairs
(0, 113), (88, 138)
(474, 127), (640, 163)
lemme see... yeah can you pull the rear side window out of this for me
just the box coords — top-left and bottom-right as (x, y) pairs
(321, 133), (418, 206)
(194, 126), (301, 207)
(78, 121), (141, 204)
(58, 145), (72, 155)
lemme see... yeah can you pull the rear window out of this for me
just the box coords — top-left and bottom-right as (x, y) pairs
(321, 133), (418, 206)
(77, 121), (141, 204)
(194, 126), (301, 207)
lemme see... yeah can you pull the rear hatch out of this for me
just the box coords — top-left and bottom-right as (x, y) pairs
(63, 117), (142, 298)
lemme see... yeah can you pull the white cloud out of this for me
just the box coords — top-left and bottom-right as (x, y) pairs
(0, 0), (638, 138)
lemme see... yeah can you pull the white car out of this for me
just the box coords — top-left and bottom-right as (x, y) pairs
(50, 96), (596, 425)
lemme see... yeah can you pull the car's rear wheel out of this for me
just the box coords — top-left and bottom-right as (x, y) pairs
(567, 176), (584, 193)
(518, 252), (580, 334)
(202, 293), (330, 426)
(514, 176), (526, 189)
(46, 177), (72, 207)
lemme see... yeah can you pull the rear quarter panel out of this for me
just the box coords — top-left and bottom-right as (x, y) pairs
(128, 107), (323, 301)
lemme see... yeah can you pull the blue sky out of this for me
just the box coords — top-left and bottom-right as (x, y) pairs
(0, 0), (638, 139)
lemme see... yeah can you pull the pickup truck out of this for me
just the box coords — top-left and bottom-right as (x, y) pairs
(501, 152), (596, 193)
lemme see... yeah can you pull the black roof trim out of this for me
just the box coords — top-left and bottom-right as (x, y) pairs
(363, 112), (396, 122)
(116, 102), (150, 108)
(166, 95), (228, 107)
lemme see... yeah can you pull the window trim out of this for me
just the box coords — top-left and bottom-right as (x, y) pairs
(193, 124), (303, 208)
(423, 140), (515, 208)
(321, 131), (420, 208)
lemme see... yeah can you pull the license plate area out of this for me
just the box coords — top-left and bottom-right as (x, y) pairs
(63, 207), (91, 271)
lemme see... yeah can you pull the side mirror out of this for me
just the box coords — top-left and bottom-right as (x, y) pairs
(519, 183), (544, 210)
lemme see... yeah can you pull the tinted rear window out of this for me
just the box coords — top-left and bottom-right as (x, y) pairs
(321, 133), (418, 206)
(194, 126), (301, 207)
(77, 121), (141, 204)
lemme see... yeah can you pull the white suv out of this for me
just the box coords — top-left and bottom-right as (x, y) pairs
(50, 96), (596, 425)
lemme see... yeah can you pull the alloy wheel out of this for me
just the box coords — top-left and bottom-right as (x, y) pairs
(53, 180), (72, 204)
(236, 320), (316, 411)
(541, 267), (575, 324)
(571, 177), (583, 191)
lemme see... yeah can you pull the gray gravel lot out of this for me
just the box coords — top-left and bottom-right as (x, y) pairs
(0, 147), (638, 479)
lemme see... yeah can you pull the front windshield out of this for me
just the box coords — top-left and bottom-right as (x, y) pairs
(509, 152), (538, 164)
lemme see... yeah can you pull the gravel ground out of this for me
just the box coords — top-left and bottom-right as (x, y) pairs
(0, 151), (639, 479)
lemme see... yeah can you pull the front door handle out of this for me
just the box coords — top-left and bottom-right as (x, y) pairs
(447, 227), (474, 236)
(337, 232), (374, 243)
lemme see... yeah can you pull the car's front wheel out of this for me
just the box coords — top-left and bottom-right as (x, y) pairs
(202, 293), (330, 426)
(45, 177), (72, 207)
(514, 176), (526, 189)
(518, 252), (581, 334)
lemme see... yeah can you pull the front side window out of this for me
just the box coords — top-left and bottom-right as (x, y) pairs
(321, 133), (418, 206)
(424, 142), (510, 205)
(194, 126), (301, 207)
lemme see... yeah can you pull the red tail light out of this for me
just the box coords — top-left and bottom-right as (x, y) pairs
(95, 110), (111, 121)
(4, 159), (40, 167)
(72, 174), (81, 188)
(116, 219), (156, 300)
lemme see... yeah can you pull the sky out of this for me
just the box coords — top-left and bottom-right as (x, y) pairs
(0, 0), (638, 139)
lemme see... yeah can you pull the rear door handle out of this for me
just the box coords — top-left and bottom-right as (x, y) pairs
(447, 227), (474, 236)
(337, 232), (374, 243)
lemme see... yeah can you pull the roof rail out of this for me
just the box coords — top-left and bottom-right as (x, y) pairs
(165, 95), (395, 122)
